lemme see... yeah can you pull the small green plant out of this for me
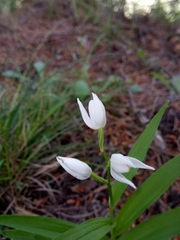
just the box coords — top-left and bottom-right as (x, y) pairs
(151, 71), (172, 91)
(137, 48), (146, 61)
(0, 93), (180, 240)
(0, 62), (77, 188)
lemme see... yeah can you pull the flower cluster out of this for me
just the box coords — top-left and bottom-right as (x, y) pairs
(56, 93), (155, 189)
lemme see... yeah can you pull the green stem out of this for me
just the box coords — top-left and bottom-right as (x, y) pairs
(91, 172), (108, 185)
(98, 128), (104, 152)
(102, 151), (108, 165)
(103, 151), (115, 239)
(107, 165), (114, 221)
(98, 128), (115, 239)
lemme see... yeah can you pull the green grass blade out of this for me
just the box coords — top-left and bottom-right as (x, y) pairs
(26, 96), (67, 140)
(114, 154), (180, 236)
(5, 82), (33, 131)
(53, 218), (115, 240)
(1, 229), (51, 240)
(118, 208), (180, 240)
(112, 102), (168, 208)
(0, 215), (75, 238)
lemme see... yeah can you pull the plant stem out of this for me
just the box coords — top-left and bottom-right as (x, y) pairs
(98, 128), (104, 152)
(91, 172), (108, 185)
(99, 128), (114, 239)
(102, 151), (115, 239)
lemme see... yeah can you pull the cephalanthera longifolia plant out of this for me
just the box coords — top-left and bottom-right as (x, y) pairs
(0, 93), (180, 240)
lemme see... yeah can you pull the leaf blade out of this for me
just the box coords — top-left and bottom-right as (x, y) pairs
(112, 102), (168, 207)
(114, 154), (180, 236)
(118, 208), (180, 240)
(53, 218), (115, 240)
(1, 229), (51, 240)
(0, 215), (75, 238)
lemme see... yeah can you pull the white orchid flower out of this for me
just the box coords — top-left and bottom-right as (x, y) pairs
(110, 154), (155, 189)
(77, 93), (106, 130)
(56, 156), (92, 180)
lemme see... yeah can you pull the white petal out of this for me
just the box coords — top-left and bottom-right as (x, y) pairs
(88, 93), (106, 128)
(77, 98), (97, 130)
(111, 167), (136, 189)
(112, 163), (129, 173)
(111, 154), (135, 172)
(128, 157), (155, 170)
(93, 93), (106, 128)
(56, 156), (92, 180)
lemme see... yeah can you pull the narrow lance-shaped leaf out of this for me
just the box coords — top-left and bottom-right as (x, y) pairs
(114, 154), (180, 236)
(0, 215), (75, 239)
(1, 229), (51, 240)
(117, 208), (180, 240)
(100, 236), (110, 240)
(112, 101), (168, 207)
(53, 217), (115, 240)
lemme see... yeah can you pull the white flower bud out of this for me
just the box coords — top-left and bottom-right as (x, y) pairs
(77, 93), (106, 130)
(56, 156), (92, 180)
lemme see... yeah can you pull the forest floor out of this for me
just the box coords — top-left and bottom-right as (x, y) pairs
(0, 1), (180, 239)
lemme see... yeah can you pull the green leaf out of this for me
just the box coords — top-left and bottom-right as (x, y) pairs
(151, 72), (172, 91)
(2, 70), (23, 79)
(114, 154), (180, 236)
(112, 102), (168, 208)
(137, 49), (146, 60)
(75, 80), (90, 99)
(0, 215), (75, 238)
(101, 236), (110, 240)
(2, 70), (29, 80)
(118, 208), (180, 240)
(130, 84), (142, 93)
(53, 218), (115, 240)
(33, 61), (46, 74)
(171, 75), (180, 93)
(1, 229), (50, 240)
